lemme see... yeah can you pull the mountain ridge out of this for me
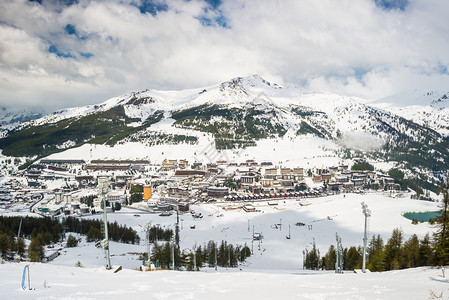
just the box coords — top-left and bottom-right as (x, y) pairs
(0, 75), (447, 190)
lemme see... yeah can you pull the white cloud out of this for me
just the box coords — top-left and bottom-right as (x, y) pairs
(0, 0), (449, 112)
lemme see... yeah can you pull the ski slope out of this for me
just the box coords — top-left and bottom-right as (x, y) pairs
(0, 192), (443, 299)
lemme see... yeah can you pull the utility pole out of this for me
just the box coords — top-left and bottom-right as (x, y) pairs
(98, 177), (111, 269)
(361, 202), (371, 273)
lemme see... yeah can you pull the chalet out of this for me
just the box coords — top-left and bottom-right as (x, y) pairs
(343, 182), (354, 189)
(177, 202), (190, 212)
(322, 174), (332, 181)
(281, 180), (293, 187)
(293, 168), (304, 175)
(328, 183), (343, 191)
(329, 166), (339, 173)
(335, 176), (349, 183)
(280, 168), (291, 175)
(265, 168), (278, 175)
(207, 186), (229, 198)
(313, 175), (322, 183)
(241, 176), (256, 185)
(339, 165), (349, 171)
(261, 179), (274, 187)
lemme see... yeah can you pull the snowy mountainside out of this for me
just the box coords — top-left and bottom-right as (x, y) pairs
(370, 90), (449, 136)
(0, 75), (447, 178)
(0, 107), (42, 138)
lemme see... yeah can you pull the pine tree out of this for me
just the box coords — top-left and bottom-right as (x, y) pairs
(28, 236), (45, 262)
(401, 234), (420, 268)
(0, 233), (10, 259)
(385, 228), (403, 270)
(305, 242), (320, 270)
(15, 237), (26, 259)
(345, 246), (362, 270)
(323, 245), (337, 270)
(367, 234), (385, 271)
(206, 241), (216, 267)
(434, 178), (449, 265)
(66, 234), (78, 248)
(418, 233), (433, 266)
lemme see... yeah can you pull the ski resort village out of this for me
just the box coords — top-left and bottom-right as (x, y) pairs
(1, 157), (405, 217)
(0, 73), (448, 298)
(0, 153), (448, 299)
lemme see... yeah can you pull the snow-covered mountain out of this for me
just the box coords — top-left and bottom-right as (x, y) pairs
(0, 75), (447, 179)
(0, 107), (42, 137)
(370, 90), (449, 136)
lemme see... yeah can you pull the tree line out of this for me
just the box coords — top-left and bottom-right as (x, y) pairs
(305, 229), (433, 271)
(0, 216), (140, 262)
(145, 240), (251, 271)
(305, 178), (449, 271)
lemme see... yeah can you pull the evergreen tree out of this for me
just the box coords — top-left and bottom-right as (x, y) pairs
(218, 240), (227, 267)
(401, 234), (420, 268)
(305, 242), (320, 270)
(206, 241), (217, 267)
(86, 226), (102, 242)
(418, 233), (433, 266)
(28, 235), (45, 262)
(239, 244), (251, 262)
(195, 246), (204, 269)
(434, 178), (449, 265)
(15, 237), (26, 259)
(0, 233), (10, 259)
(385, 228), (403, 270)
(345, 246), (362, 270)
(322, 245), (336, 270)
(66, 234), (78, 248)
(367, 234), (385, 271)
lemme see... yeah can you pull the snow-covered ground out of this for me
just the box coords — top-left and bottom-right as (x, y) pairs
(56, 192), (436, 271)
(1, 192), (443, 299)
(1, 262), (447, 300)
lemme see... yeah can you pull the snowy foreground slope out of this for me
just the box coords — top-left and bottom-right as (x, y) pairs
(1, 263), (447, 300)
(1, 192), (445, 299)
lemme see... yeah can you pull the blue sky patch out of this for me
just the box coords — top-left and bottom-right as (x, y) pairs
(132, 0), (168, 16)
(64, 24), (76, 35)
(48, 45), (74, 58)
(197, 0), (228, 28)
(80, 52), (93, 58)
(374, 0), (408, 11)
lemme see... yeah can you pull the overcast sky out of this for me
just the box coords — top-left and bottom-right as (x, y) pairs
(1, 0), (449, 112)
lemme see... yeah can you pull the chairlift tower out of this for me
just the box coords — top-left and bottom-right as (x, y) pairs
(145, 221), (152, 266)
(171, 235), (175, 271)
(361, 202), (371, 273)
(98, 177), (112, 269)
(193, 243), (197, 271)
(335, 232), (343, 273)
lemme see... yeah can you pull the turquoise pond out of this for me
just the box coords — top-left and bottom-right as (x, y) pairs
(403, 211), (441, 222)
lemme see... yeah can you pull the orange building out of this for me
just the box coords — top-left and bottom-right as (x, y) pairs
(143, 186), (152, 200)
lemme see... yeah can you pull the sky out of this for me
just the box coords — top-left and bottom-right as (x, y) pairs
(1, 0), (449, 113)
